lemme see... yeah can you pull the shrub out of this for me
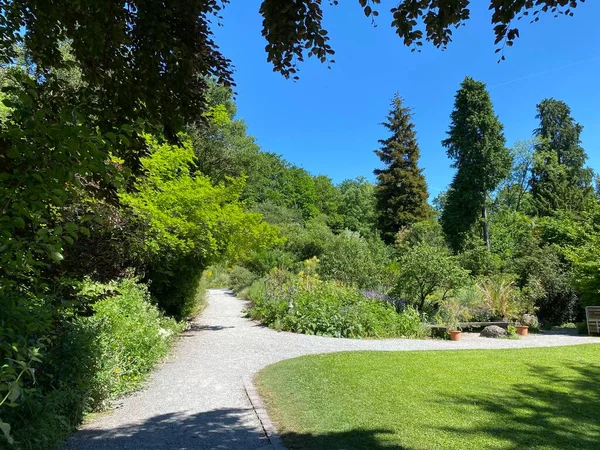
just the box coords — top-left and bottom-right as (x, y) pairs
(248, 275), (425, 339)
(229, 266), (257, 293)
(3, 278), (183, 449)
(202, 265), (231, 288)
(318, 230), (394, 290)
(243, 248), (296, 275)
(394, 242), (469, 312)
(478, 274), (523, 320)
(88, 278), (183, 396)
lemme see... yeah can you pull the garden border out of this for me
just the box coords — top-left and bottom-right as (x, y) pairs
(244, 376), (287, 450)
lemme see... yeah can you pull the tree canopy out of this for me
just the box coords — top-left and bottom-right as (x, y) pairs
(374, 94), (429, 243)
(441, 77), (511, 251)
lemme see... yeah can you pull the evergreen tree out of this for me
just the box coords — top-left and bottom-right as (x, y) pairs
(441, 77), (511, 251)
(531, 98), (593, 216)
(374, 94), (429, 243)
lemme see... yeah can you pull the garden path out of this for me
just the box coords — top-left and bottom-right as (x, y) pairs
(67, 289), (598, 450)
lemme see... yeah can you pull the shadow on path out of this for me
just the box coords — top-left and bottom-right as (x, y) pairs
(67, 407), (407, 450)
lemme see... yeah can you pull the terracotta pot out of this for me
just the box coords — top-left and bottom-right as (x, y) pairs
(516, 325), (529, 336)
(449, 330), (462, 341)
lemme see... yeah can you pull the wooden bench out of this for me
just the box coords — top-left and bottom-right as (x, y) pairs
(428, 321), (510, 338)
(586, 306), (600, 336)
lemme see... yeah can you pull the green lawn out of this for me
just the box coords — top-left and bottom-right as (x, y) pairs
(256, 344), (600, 450)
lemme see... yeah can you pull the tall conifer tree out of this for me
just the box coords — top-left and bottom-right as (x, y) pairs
(441, 77), (511, 251)
(531, 98), (593, 216)
(374, 94), (429, 243)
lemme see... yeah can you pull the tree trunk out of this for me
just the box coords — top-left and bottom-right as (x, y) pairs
(482, 203), (490, 250)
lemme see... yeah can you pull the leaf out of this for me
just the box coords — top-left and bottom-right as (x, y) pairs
(7, 382), (21, 402)
(0, 420), (13, 445)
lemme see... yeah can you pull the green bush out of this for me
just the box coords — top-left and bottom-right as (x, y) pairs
(248, 274), (425, 339)
(3, 278), (183, 449)
(202, 265), (231, 288)
(229, 266), (257, 293)
(87, 278), (183, 396)
(318, 230), (394, 290)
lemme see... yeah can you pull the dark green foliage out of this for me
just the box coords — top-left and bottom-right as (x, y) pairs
(374, 94), (429, 243)
(243, 249), (296, 276)
(282, 219), (335, 262)
(3, 278), (182, 450)
(189, 82), (261, 183)
(1, 0), (234, 138)
(259, 0), (582, 78)
(531, 99), (593, 216)
(441, 77), (511, 251)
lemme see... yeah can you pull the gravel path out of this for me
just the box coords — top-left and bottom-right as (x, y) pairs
(67, 289), (598, 450)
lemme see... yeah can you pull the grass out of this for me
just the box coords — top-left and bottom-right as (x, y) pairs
(256, 344), (600, 450)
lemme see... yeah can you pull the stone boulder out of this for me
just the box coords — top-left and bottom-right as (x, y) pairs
(480, 325), (507, 338)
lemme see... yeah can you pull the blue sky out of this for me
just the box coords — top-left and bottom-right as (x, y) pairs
(214, 1), (599, 196)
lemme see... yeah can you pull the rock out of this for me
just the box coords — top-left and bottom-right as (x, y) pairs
(480, 325), (507, 338)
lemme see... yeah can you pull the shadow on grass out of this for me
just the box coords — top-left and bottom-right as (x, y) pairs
(435, 362), (600, 450)
(66, 407), (404, 450)
(280, 429), (407, 450)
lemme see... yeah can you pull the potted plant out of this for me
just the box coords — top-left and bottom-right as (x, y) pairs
(515, 324), (529, 336)
(449, 327), (462, 341)
(442, 296), (468, 341)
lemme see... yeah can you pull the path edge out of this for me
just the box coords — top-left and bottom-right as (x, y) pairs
(244, 376), (287, 450)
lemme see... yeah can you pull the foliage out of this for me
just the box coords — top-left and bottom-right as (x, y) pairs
(201, 265), (231, 289)
(567, 240), (600, 308)
(395, 218), (446, 251)
(248, 273), (424, 339)
(189, 82), (261, 183)
(531, 99), (593, 216)
(496, 139), (536, 213)
(478, 274), (524, 320)
(259, 0), (583, 80)
(120, 136), (281, 317)
(243, 249), (296, 276)
(336, 177), (377, 237)
(257, 345), (600, 450)
(84, 278), (183, 397)
(374, 94), (429, 243)
(282, 219), (335, 263)
(394, 242), (469, 311)
(440, 76), (511, 251)
(229, 266), (258, 293)
(1, 278), (182, 449)
(318, 230), (395, 291)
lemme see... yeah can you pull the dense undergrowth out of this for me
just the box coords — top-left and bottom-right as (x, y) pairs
(1, 278), (185, 450)
(246, 272), (425, 339)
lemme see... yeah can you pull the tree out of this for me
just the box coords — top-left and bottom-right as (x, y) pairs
(337, 177), (377, 237)
(440, 77), (511, 251)
(120, 136), (281, 317)
(530, 99), (593, 216)
(395, 242), (469, 312)
(496, 139), (537, 213)
(189, 82), (261, 183)
(1, 1), (585, 132)
(374, 94), (429, 243)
